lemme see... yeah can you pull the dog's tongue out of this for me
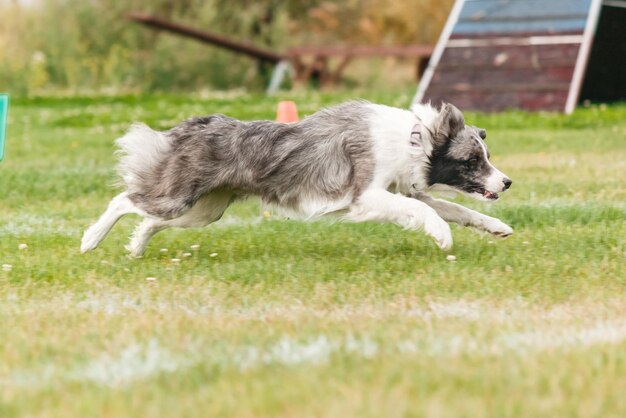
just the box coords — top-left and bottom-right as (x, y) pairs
(483, 190), (498, 199)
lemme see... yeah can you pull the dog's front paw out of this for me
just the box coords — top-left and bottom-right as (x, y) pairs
(424, 214), (453, 250)
(482, 217), (513, 238)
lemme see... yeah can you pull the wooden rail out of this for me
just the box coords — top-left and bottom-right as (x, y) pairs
(127, 12), (284, 64)
(285, 45), (433, 87)
(127, 12), (433, 89)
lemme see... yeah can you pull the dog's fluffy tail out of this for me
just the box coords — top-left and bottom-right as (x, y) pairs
(115, 123), (172, 191)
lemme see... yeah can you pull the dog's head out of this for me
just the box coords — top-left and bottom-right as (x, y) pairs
(426, 103), (512, 201)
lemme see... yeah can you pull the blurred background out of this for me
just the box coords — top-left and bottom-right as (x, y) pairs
(0, 0), (453, 96)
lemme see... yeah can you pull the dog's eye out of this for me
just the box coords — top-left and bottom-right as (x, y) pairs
(466, 157), (479, 165)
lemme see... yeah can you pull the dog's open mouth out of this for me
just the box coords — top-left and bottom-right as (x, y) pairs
(482, 189), (499, 200)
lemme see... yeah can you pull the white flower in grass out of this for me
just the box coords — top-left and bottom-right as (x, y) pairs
(171, 258), (181, 264)
(190, 244), (200, 250)
(182, 252), (192, 258)
(18, 243), (28, 250)
(209, 253), (218, 257)
(32, 51), (46, 64)
(159, 248), (168, 253)
(2, 264), (13, 271)
(446, 255), (457, 262)
(146, 277), (157, 281)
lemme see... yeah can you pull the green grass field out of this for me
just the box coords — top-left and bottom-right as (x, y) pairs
(1, 91), (625, 418)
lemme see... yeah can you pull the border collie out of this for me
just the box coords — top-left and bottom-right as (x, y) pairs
(81, 101), (513, 256)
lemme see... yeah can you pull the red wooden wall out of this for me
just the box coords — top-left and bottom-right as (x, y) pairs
(426, 41), (581, 111)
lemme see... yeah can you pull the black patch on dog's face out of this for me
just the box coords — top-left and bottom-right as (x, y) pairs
(427, 126), (492, 192)
(426, 104), (496, 197)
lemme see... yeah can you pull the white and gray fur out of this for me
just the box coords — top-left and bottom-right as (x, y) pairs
(81, 101), (513, 256)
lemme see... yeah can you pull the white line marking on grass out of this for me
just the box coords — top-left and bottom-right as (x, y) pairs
(397, 320), (626, 357)
(409, 300), (483, 321)
(9, 293), (494, 321)
(234, 336), (337, 370)
(495, 320), (626, 354)
(4, 294), (618, 327)
(72, 339), (189, 387)
(3, 339), (188, 389)
(232, 335), (379, 372)
(75, 293), (142, 314)
(0, 215), (80, 237)
(5, 320), (626, 390)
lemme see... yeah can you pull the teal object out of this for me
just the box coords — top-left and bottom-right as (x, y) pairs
(0, 94), (8, 161)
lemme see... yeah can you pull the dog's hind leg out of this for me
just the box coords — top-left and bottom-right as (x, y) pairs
(126, 218), (169, 257)
(81, 192), (146, 253)
(125, 191), (235, 257)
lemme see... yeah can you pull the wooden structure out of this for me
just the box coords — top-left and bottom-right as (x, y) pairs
(285, 45), (432, 88)
(127, 12), (432, 90)
(414, 0), (626, 113)
(127, 12), (284, 64)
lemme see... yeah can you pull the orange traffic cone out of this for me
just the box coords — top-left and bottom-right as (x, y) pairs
(276, 101), (299, 123)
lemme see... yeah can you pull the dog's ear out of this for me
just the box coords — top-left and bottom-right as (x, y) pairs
(478, 128), (487, 140)
(434, 103), (465, 144)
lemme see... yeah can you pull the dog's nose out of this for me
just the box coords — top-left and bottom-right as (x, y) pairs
(503, 178), (512, 190)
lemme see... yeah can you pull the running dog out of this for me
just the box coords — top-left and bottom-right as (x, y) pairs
(81, 101), (513, 256)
